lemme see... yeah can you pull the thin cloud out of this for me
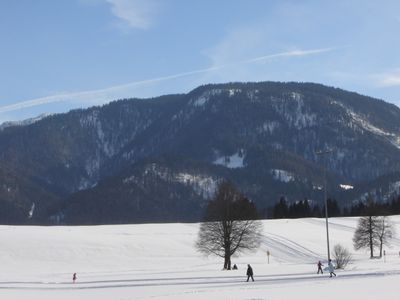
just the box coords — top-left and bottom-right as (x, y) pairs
(239, 48), (335, 64)
(375, 69), (400, 87)
(0, 47), (336, 114)
(106, 0), (159, 30)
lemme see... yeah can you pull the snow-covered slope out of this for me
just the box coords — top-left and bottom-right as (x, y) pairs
(1, 216), (400, 299)
(0, 113), (51, 130)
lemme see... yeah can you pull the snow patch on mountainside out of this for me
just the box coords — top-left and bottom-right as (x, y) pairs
(123, 164), (219, 199)
(270, 169), (295, 183)
(193, 95), (209, 107)
(78, 178), (93, 191)
(386, 181), (400, 200)
(191, 88), (242, 107)
(228, 88), (241, 97)
(80, 111), (116, 157)
(290, 92), (302, 101)
(354, 180), (400, 203)
(1, 184), (12, 193)
(191, 89), (222, 107)
(174, 173), (218, 198)
(79, 110), (99, 127)
(258, 121), (280, 134)
(340, 184), (354, 190)
(333, 101), (400, 149)
(271, 94), (317, 129)
(85, 154), (100, 178)
(246, 89), (260, 102)
(213, 151), (245, 168)
(0, 113), (51, 130)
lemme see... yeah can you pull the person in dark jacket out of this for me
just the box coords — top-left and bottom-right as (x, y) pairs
(317, 261), (323, 274)
(73, 273), (77, 283)
(246, 264), (254, 282)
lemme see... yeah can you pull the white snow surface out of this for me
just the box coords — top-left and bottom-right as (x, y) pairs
(1, 216), (400, 299)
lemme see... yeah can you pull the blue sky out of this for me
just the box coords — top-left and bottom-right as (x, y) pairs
(1, 0), (400, 122)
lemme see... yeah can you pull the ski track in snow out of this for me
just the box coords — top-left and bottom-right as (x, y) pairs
(303, 218), (356, 233)
(303, 218), (400, 246)
(1, 269), (400, 290)
(260, 232), (320, 263)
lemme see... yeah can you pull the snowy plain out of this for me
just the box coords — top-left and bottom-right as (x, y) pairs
(1, 216), (400, 300)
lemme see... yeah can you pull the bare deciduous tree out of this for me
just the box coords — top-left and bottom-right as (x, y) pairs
(377, 216), (395, 258)
(196, 181), (262, 270)
(353, 215), (381, 258)
(332, 244), (352, 269)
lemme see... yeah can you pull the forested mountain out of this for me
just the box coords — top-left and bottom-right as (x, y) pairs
(1, 82), (400, 224)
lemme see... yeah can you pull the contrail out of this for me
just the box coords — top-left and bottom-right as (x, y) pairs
(0, 47), (335, 113)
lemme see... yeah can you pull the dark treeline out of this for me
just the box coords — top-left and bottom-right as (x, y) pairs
(347, 196), (400, 216)
(270, 195), (400, 219)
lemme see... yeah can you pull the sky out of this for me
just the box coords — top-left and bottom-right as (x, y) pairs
(1, 0), (400, 123)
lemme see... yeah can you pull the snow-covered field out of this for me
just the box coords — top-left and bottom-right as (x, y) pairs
(1, 216), (400, 300)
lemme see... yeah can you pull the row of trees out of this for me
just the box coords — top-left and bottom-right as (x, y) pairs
(350, 197), (400, 216)
(272, 197), (340, 219)
(271, 196), (400, 219)
(353, 206), (395, 258)
(196, 182), (397, 269)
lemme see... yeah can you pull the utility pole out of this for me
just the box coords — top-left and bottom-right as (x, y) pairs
(316, 149), (333, 262)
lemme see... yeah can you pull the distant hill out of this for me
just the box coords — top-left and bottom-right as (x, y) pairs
(1, 81), (400, 224)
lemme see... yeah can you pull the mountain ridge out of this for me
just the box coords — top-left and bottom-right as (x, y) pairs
(1, 81), (400, 224)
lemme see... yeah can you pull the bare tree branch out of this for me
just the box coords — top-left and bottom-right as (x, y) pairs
(196, 181), (263, 269)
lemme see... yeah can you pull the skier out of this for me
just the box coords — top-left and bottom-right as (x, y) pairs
(246, 264), (254, 282)
(317, 260), (323, 274)
(73, 273), (77, 283)
(328, 260), (336, 277)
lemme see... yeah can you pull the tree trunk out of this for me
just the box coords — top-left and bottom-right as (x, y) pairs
(379, 218), (385, 258)
(224, 254), (231, 270)
(369, 216), (374, 258)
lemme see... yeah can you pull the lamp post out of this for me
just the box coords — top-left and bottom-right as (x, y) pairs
(316, 149), (332, 262)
